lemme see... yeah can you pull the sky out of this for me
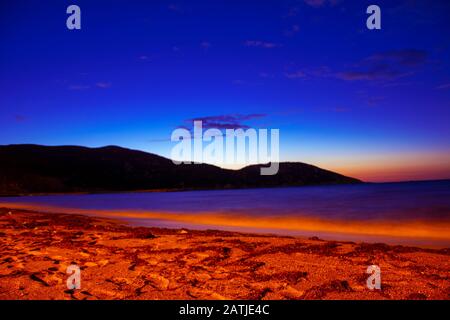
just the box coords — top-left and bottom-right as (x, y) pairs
(1, 0), (449, 182)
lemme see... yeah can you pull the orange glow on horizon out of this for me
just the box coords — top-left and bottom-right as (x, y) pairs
(309, 152), (450, 182)
(2, 202), (449, 244)
(206, 151), (450, 183)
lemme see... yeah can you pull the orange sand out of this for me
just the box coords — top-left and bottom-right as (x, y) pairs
(0, 207), (449, 300)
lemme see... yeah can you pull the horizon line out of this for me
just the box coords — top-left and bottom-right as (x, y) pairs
(2, 143), (450, 184)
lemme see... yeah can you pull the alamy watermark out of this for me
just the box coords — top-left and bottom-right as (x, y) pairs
(366, 265), (381, 290)
(170, 121), (280, 175)
(66, 5), (81, 30)
(366, 5), (381, 30)
(66, 264), (81, 290)
(65, 4), (380, 31)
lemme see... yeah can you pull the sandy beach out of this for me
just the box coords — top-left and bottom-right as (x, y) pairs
(0, 207), (449, 300)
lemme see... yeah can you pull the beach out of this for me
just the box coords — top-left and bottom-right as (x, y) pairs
(0, 207), (449, 300)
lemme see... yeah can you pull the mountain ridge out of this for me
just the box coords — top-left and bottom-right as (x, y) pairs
(0, 144), (362, 196)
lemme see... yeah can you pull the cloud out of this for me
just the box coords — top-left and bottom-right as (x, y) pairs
(232, 79), (246, 85)
(259, 72), (273, 78)
(284, 71), (307, 79)
(184, 113), (267, 130)
(200, 41), (211, 49)
(14, 115), (27, 122)
(331, 107), (350, 112)
(337, 49), (427, 81)
(244, 40), (280, 48)
(284, 24), (300, 37)
(69, 84), (90, 90)
(366, 96), (385, 107)
(336, 65), (411, 81)
(282, 50), (426, 83)
(283, 66), (332, 80)
(303, 0), (340, 8)
(232, 78), (263, 86)
(313, 106), (350, 113)
(366, 49), (428, 67)
(437, 83), (450, 90)
(304, 0), (326, 7)
(285, 7), (299, 17)
(168, 4), (182, 12)
(309, 66), (333, 77)
(68, 82), (112, 90)
(96, 82), (112, 89)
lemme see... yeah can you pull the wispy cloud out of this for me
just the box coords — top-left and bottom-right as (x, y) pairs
(366, 96), (385, 107)
(331, 107), (350, 112)
(304, 0), (326, 8)
(336, 66), (411, 81)
(284, 71), (306, 79)
(284, 66), (331, 80)
(14, 114), (27, 122)
(284, 24), (300, 37)
(232, 79), (246, 86)
(244, 40), (280, 48)
(282, 49), (427, 83)
(184, 113), (267, 130)
(69, 82), (112, 90)
(168, 4), (182, 12)
(436, 83), (450, 90)
(259, 72), (273, 78)
(317, 106), (351, 113)
(96, 82), (112, 89)
(285, 6), (299, 17)
(366, 49), (428, 67)
(337, 49), (427, 81)
(200, 41), (211, 49)
(69, 84), (90, 91)
(303, 0), (340, 8)
(232, 79), (263, 86)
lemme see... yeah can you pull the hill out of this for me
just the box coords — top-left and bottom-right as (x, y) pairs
(0, 144), (361, 195)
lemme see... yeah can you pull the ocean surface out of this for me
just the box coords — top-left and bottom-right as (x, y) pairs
(1, 180), (450, 247)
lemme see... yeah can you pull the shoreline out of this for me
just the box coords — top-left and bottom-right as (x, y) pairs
(2, 179), (450, 198)
(0, 207), (449, 300)
(0, 182), (366, 198)
(1, 201), (449, 249)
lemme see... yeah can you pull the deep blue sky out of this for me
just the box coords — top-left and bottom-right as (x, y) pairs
(1, 0), (449, 181)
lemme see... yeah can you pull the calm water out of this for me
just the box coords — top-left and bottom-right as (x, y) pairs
(2, 180), (450, 247)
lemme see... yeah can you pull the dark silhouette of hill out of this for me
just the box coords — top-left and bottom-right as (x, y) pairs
(0, 144), (361, 195)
